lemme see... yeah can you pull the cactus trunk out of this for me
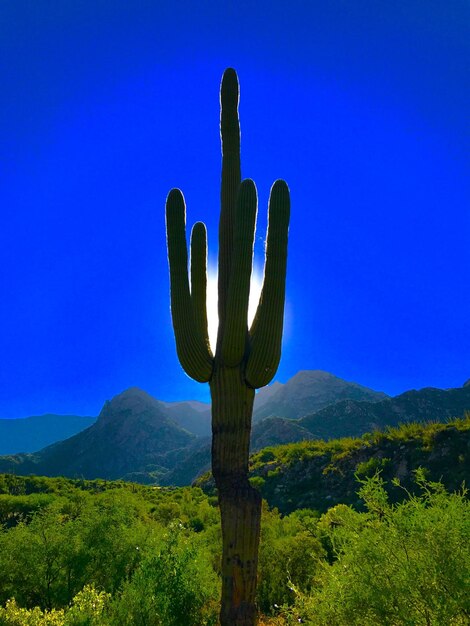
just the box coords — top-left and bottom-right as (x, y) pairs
(211, 366), (261, 625)
(166, 68), (289, 625)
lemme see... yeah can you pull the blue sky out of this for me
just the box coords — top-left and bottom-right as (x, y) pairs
(1, 1), (469, 418)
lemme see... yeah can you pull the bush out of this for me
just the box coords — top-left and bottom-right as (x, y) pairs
(109, 521), (219, 626)
(258, 507), (324, 614)
(280, 472), (470, 625)
(0, 586), (109, 626)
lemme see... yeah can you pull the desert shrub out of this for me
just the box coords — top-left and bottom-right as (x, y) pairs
(355, 456), (390, 478)
(0, 492), (154, 609)
(109, 521), (219, 626)
(258, 507), (324, 614)
(63, 586), (110, 626)
(280, 472), (470, 625)
(0, 586), (109, 626)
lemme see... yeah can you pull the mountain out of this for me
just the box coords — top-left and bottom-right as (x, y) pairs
(164, 382), (470, 486)
(162, 401), (211, 437)
(163, 370), (382, 434)
(253, 381), (284, 411)
(253, 370), (388, 422)
(0, 370), (386, 454)
(250, 416), (312, 451)
(299, 384), (470, 440)
(0, 388), (194, 481)
(0, 375), (468, 487)
(0, 414), (96, 455)
(159, 436), (212, 486)
(162, 417), (316, 487)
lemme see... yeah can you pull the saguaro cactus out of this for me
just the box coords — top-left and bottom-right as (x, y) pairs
(165, 68), (290, 626)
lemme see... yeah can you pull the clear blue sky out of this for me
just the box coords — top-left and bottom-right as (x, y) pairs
(1, 1), (468, 418)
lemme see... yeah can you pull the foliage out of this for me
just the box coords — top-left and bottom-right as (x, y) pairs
(0, 586), (109, 626)
(109, 522), (219, 626)
(280, 472), (470, 625)
(257, 506), (323, 613)
(0, 491), (153, 609)
(0, 457), (468, 625)
(0, 477), (221, 623)
(244, 414), (470, 514)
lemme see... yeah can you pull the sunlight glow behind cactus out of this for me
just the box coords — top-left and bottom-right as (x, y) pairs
(206, 268), (263, 352)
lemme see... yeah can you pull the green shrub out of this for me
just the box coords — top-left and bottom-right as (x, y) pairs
(258, 507), (324, 614)
(109, 521), (219, 626)
(0, 586), (109, 626)
(280, 473), (470, 625)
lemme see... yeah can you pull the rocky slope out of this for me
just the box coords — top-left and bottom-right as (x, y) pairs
(299, 384), (470, 439)
(253, 370), (388, 421)
(0, 388), (194, 481)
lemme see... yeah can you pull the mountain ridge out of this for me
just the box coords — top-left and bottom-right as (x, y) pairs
(253, 370), (388, 422)
(0, 414), (96, 456)
(0, 372), (468, 485)
(0, 387), (194, 481)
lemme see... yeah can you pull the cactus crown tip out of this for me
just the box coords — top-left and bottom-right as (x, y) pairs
(223, 67), (237, 78)
(221, 68), (239, 98)
(272, 179), (289, 192)
(167, 188), (182, 200)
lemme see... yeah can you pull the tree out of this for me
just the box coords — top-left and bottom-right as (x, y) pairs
(165, 68), (290, 625)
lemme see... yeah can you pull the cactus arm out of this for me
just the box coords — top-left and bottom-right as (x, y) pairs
(190, 221), (213, 357)
(217, 68), (241, 345)
(165, 189), (213, 382)
(246, 180), (290, 388)
(221, 179), (258, 366)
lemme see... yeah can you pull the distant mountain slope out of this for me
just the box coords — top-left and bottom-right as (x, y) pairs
(299, 384), (470, 440)
(253, 370), (388, 421)
(163, 370), (383, 434)
(0, 370), (388, 454)
(0, 388), (194, 481)
(1, 377), (468, 487)
(0, 414), (96, 455)
(253, 381), (284, 411)
(162, 417), (317, 487)
(159, 437), (212, 487)
(198, 415), (470, 514)
(250, 417), (312, 451)
(168, 382), (470, 486)
(162, 401), (211, 437)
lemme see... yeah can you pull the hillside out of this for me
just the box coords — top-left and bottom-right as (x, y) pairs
(163, 382), (470, 485)
(0, 388), (194, 481)
(299, 383), (470, 439)
(161, 417), (314, 486)
(161, 400), (211, 437)
(198, 415), (470, 514)
(0, 377), (468, 486)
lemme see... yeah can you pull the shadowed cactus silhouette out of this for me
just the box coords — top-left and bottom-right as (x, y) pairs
(165, 68), (290, 626)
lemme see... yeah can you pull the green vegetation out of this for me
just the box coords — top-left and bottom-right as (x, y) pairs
(0, 476), (220, 624)
(279, 472), (470, 625)
(0, 463), (467, 625)
(243, 414), (470, 514)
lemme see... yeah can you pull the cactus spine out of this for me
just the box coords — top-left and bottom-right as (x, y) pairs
(165, 68), (290, 626)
